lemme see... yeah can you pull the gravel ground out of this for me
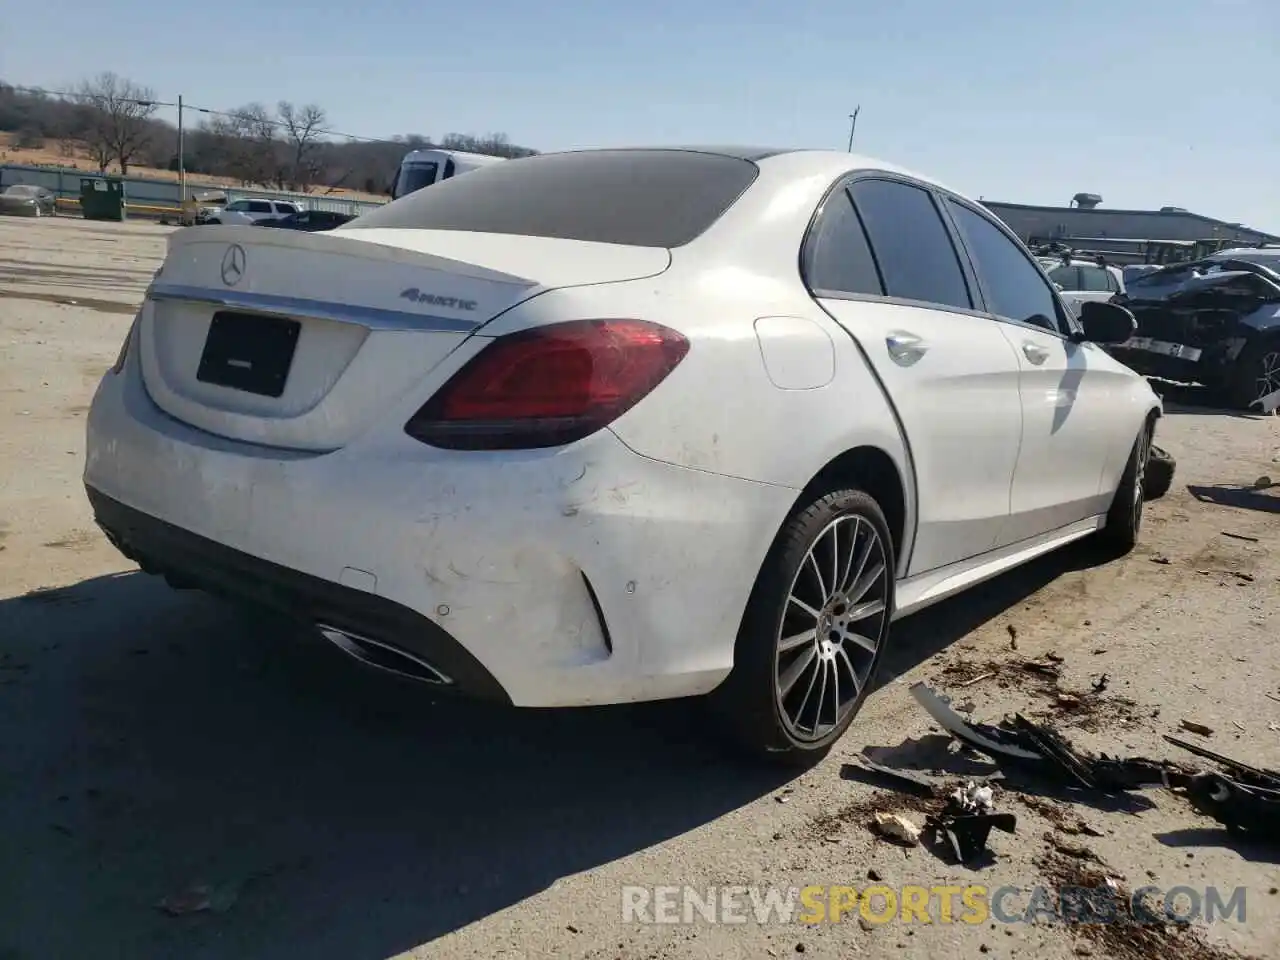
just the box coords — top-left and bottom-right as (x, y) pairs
(1, 216), (1278, 960)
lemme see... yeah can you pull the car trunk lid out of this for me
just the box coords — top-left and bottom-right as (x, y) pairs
(137, 225), (670, 450)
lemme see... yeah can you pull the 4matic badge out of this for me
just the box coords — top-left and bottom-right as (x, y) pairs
(400, 287), (478, 311)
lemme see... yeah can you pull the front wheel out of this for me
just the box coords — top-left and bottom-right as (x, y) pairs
(1227, 339), (1280, 411)
(1098, 419), (1152, 553)
(711, 489), (895, 766)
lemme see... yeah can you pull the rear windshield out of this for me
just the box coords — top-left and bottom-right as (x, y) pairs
(347, 149), (759, 247)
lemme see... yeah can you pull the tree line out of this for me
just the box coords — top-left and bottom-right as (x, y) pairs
(0, 74), (538, 195)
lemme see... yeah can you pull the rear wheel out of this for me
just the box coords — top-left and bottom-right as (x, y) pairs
(711, 489), (894, 766)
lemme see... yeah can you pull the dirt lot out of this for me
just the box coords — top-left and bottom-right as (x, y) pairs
(1, 216), (1278, 960)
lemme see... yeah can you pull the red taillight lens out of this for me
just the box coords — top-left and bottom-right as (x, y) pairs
(405, 319), (689, 450)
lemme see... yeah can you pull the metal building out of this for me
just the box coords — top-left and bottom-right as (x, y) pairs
(982, 197), (1280, 248)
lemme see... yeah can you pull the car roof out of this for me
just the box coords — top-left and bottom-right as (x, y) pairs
(539, 146), (968, 197)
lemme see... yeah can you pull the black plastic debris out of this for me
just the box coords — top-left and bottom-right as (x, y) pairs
(1163, 736), (1280, 839)
(908, 682), (1177, 793)
(924, 781), (1017, 865)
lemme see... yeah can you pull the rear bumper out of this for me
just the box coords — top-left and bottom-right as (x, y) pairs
(84, 351), (795, 707)
(87, 485), (511, 702)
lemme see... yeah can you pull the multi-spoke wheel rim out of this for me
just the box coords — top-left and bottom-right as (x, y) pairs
(1255, 351), (1280, 403)
(1132, 429), (1149, 530)
(774, 515), (889, 744)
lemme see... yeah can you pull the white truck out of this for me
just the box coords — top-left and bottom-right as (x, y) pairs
(389, 149), (507, 200)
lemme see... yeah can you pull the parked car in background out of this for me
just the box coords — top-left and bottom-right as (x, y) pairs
(85, 147), (1159, 765)
(390, 148), (507, 199)
(253, 210), (356, 232)
(1039, 256), (1125, 318)
(0, 184), (56, 217)
(206, 198), (301, 225)
(1109, 251), (1280, 409)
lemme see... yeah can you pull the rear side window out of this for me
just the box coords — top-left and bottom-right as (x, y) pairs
(805, 189), (884, 296)
(1079, 266), (1113, 292)
(1048, 266), (1080, 290)
(348, 149), (759, 247)
(946, 200), (1064, 333)
(848, 180), (972, 310)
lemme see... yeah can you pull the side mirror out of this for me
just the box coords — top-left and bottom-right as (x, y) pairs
(1074, 300), (1136, 344)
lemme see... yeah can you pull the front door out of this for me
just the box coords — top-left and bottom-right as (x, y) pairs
(943, 199), (1118, 544)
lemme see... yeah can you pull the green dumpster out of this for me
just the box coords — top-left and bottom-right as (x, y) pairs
(79, 177), (126, 222)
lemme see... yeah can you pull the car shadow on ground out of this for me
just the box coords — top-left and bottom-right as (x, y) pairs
(0, 542), (1113, 960)
(874, 537), (1117, 691)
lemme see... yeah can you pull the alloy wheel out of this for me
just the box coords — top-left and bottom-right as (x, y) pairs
(774, 515), (889, 743)
(1132, 427), (1149, 532)
(1255, 350), (1280, 403)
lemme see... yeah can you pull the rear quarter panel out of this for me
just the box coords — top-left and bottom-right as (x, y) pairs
(520, 273), (913, 508)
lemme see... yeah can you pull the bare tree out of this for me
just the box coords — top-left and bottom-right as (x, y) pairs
(76, 73), (159, 175)
(277, 101), (326, 191)
(205, 103), (280, 186)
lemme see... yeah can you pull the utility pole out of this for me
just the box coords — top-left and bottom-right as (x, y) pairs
(177, 95), (185, 207)
(846, 106), (861, 152)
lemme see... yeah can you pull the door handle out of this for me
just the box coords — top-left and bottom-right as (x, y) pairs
(886, 332), (928, 363)
(1022, 342), (1050, 364)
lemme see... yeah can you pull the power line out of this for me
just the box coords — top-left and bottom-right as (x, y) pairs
(3, 83), (402, 145)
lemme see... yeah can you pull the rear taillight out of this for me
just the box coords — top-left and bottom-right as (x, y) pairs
(405, 319), (689, 450)
(110, 316), (138, 375)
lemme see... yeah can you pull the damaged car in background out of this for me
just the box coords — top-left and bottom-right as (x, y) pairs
(1108, 249), (1280, 410)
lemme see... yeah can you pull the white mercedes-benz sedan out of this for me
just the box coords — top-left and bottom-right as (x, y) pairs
(84, 147), (1161, 764)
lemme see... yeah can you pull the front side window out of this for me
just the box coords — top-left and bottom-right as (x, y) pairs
(247, 201), (273, 213)
(225, 200), (250, 212)
(946, 199), (1064, 333)
(848, 179), (972, 311)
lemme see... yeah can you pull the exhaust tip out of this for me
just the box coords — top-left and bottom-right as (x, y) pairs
(317, 625), (453, 686)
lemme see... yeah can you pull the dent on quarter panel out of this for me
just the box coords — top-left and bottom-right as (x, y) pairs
(753, 316), (837, 390)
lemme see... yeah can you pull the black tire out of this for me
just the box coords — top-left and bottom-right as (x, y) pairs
(1143, 444), (1175, 501)
(1098, 419), (1153, 553)
(710, 489), (895, 766)
(1226, 337), (1280, 411)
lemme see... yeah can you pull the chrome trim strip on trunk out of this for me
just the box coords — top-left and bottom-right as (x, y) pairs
(146, 282), (482, 333)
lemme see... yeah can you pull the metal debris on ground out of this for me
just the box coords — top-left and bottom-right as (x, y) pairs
(1221, 531), (1260, 543)
(1179, 720), (1214, 738)
(872, 812), (921, 846)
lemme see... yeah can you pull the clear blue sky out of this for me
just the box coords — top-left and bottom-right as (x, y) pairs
(4, 0), (1277, 232)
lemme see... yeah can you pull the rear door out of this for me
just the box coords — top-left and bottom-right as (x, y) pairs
(943, 198), (1125, 543)
(807, 177), (1024, 576)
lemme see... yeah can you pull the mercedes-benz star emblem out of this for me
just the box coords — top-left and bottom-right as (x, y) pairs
(220, 244), (246, 287)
